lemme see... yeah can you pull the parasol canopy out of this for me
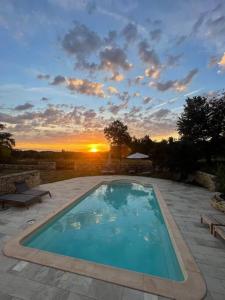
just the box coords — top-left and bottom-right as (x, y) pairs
(126, 152), (149, 159)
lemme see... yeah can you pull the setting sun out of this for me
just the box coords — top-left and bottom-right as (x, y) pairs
(89, 146), (98, 153)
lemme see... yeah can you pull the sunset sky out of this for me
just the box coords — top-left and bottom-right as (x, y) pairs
(0, 0), (225, 152)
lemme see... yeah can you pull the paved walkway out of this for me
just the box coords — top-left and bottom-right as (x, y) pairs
(0, 176), (224, 300)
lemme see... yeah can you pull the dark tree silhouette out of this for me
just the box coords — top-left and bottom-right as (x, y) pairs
(104, 120), (131, 161)
(177, 94), (225, 142)
(177, 96), (210, 142)
(104, 120), (131, 146)
(129, 135), (154, 155)
(0, 123), (15, 149)
(208, 94), (225, 142)
(177, 94), (225, 163)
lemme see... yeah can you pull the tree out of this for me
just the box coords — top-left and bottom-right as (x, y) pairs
(151, 140), (168, 171)
(177, 94), (225, 163)
(104, 120), (131, 160)
(177, 96), (210, 142)
(0, 123), (15, 149)
(104, 120), (131, 146)
(208, 93), (225, 142)
(177, 94), (225, 143)
(129, 135), (154, 155)
(0, 123), (15, 162)
(166, 140), (199, 179)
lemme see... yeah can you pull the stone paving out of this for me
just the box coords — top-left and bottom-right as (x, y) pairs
(0, 176), (224, 300)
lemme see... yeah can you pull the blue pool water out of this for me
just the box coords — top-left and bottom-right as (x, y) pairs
(23, 181), (184, 281)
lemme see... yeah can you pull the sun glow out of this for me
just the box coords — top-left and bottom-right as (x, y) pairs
(89, 146), (98, 153)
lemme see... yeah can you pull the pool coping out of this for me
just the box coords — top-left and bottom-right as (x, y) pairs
(3, 177), (207, 300)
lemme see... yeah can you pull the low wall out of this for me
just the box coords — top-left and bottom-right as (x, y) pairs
(0, 162), (56, 171)
(74, 160), (152, 173)
(0, 170), (40, 195)
(194, 171), (216, 192)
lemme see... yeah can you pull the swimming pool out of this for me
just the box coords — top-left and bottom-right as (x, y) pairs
(22, 181), (184, 281)
(4, 177), (206, 298)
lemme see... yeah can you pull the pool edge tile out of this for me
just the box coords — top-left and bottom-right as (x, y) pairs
(3, 176), (207, 300)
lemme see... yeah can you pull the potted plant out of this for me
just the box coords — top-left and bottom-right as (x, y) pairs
(211, 164), (225, 212)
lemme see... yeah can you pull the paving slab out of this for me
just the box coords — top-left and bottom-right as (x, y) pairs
(0, 175), (224, 300)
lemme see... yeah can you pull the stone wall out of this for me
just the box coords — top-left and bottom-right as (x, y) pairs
(74, 159), (152, 174)
(0, 170), (41, 195)
(194, 171), (216, 192)
(0, 161), (56, 171)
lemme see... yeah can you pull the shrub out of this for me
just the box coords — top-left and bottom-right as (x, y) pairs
(216, 164), (225, 194)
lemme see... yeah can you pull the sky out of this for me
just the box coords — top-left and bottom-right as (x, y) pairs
(0, 0), (225, 152)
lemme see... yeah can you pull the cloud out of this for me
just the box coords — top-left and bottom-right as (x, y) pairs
(208, 56), (218, 67)
(0, 112), (18, 123)
(174, 68), (198, 92)
(150, 68), (198, 92)
(110, 72), (124, 81)
(150, 80), (175, 92)
(49, 74), (106, 98)
(138, 40), (161, 78)
(51, 75), (66, 85)
(150, 108), (170, 119)
(67, 78), (105, 98)
(206, 16), (225, 39)
(62, 23), (102, 60)
(175, 35), (187, 46)
(104, 30), (117, 45)
(191, 13), (206, 35)
(107, 86), (119, 94)
(130, 106), (141, 114)
(145, 68), (160, 79)
(49, 0), (87, 10)
(150, 29), (162, 41)
(86, 0), (97, 14)
(122, 22), (138, 43)
(218, 52), (225, 69)
(138, 40), (160, 67)
(37, 74), (50, 80)
(83, 109), (96, 119)
(166, 54), (183, 67)
(108, 99), (129, 115)
(41, 97), (49, 101)
(134, 75), (144, 84)
(61, 24), (133, 75)
(99, 47), (132, 72)
(0, 105), (105, 136)
(118, 91), (130, 102)
(183, 4), (225, 51)
(14, 102), (34, 111)
(143, 96), (152, 104)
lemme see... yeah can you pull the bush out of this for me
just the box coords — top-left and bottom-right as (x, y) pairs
(0, 145), (12, 162)
(216, 164), (225, 195)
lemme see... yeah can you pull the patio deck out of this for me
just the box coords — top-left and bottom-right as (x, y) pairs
(0, 176), (224, 300)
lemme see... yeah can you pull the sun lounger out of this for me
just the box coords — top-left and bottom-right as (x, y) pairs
(213, 226), (225, 240)
(200, 214), (225, 234)
(15, 181), (51, 198)
(0, 193), (41, 209)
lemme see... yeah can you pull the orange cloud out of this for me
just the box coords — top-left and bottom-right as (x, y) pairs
(218, 52), (225, 68)
(145, 68), (160, 79)
(112, 73), (124, 81)
(67, 78), (105, 98)
(107, 86), (119, 94)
